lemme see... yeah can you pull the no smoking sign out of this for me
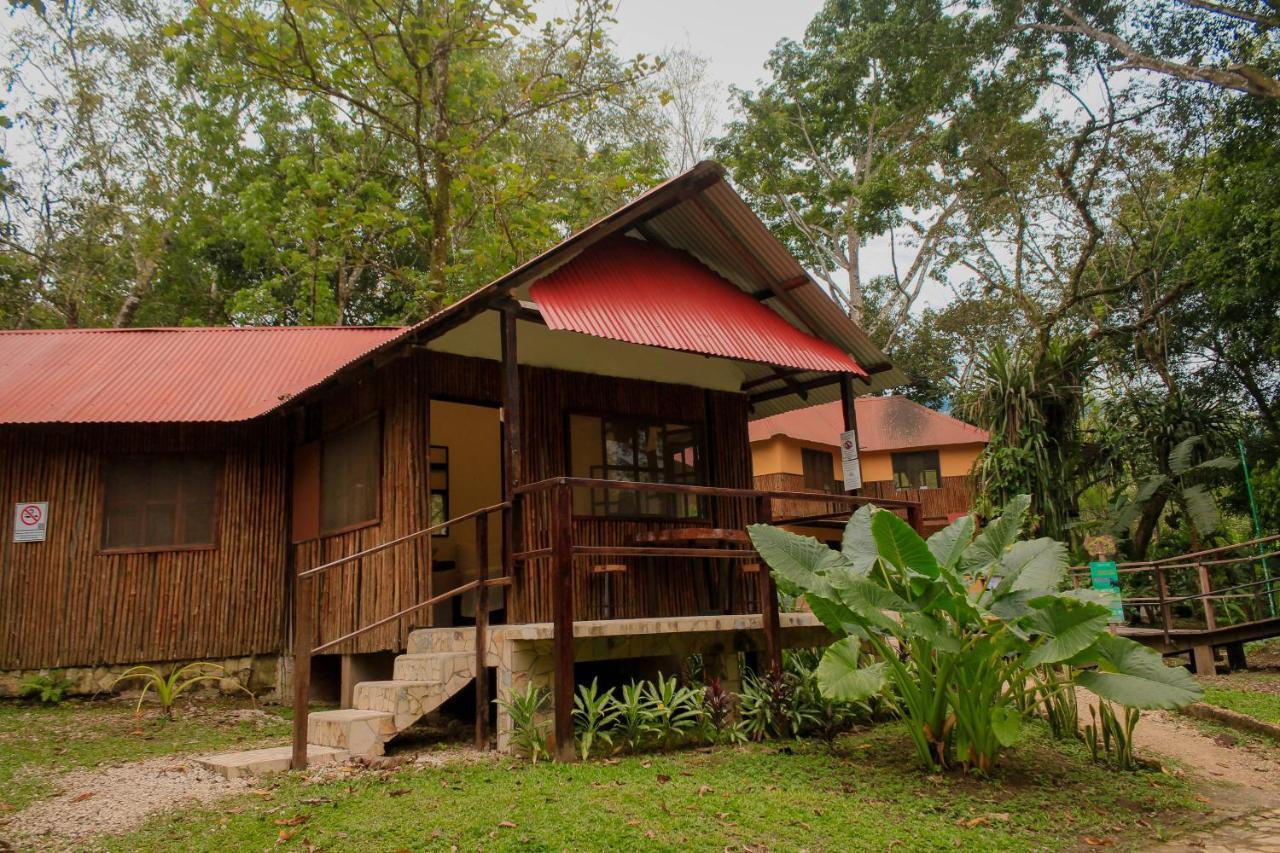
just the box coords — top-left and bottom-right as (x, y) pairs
(13, 501), (48, 543)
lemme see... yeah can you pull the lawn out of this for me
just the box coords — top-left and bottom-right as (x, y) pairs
(104, 722), (1202, 852)
(1200, 684), (1280, 725)
(0, 697), (291, 810)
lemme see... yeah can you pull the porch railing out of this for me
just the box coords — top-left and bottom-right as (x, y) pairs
(290, 479), (922, 766)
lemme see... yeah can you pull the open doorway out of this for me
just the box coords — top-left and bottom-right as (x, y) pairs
(429, 399), (504, 627)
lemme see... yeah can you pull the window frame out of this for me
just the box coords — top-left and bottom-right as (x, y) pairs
(566, 410), (707, 521)
(98, 451), (224, 555)
(319, 412), (383, 538)
(891, 449), (942, 491)
(429, 444), (449, 537)
(800, 447), (837, 492)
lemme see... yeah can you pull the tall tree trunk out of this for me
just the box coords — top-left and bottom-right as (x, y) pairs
(1131, 490), (1169, 561)
(115, 229), (173, 328)
(845, 220), (863, 323)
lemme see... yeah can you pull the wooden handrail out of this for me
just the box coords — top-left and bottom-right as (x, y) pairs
(312, 580), (481, 654)
(513, 476), (922, 510)
(299, 501), (511, 579)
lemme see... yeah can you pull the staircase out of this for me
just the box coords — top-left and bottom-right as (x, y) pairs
(306, 627), (479, 757)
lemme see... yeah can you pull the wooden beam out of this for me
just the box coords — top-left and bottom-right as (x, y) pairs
(551, 482), (576, 761)
(749, 373), (842, 405)
(500, 305), (523, 583)
(755, 495), (783, 674)
(290, 574), (313, 770)
(740, 369), (806, 392)
(839, 374), (861, 496)
(474, 513), (490, 750)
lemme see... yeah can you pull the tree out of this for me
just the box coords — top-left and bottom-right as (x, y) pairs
(716, 0), (1022, 331)
(655, 47), (721, 174)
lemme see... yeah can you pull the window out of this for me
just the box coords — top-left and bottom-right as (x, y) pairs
(569, 414), (702, 518)
(320, 415), (381, 534)
(801, 448), (837, 492)
(102, 454), (221, 551)
(429, 445), (449, 535)
(892, 450), (941, 490)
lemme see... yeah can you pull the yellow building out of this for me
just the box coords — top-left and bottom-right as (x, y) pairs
(749, 396), (988, 534)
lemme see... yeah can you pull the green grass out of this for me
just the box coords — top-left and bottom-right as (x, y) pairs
(1201, 686), (1280, 724)
(0, 698), (290, 810)
(106, 723), (1201, 852)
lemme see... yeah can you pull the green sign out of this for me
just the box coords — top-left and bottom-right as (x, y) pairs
(1089, 560), (1124, 624)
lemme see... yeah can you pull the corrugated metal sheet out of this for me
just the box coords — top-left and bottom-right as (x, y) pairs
(0, 326), (403, 424)
(748, 397), (990, 452)
(529, 238), (864, 375)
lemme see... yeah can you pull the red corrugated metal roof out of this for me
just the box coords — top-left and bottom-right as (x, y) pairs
(529, 238), (865, 375)
(0, 326), (403, 424)
(748, 396), (989, 452)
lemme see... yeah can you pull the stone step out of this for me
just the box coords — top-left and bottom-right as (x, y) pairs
(352, 680), (446, 730)
(198, 745), (348, 779)
(406, 626), (475, 655)
(307, 708), (397, 757)
(393, 651), (476, 687)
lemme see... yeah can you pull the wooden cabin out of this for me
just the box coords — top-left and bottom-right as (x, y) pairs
(0, 162), (919, 761)
(749, 396), (988, 535)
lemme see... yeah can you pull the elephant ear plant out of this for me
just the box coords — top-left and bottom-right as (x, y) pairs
(748, 496), (1201, 774)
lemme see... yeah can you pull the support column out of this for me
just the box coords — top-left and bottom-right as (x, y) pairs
(500, 304), (522, 582)
(755, 494), (782, 674)
(474, 514), (489, 749)
(1191, 645), (1216, 676)
(839, 374), (862, 496)
(290, 573), (313, 770)
(552, 482), (576, 761)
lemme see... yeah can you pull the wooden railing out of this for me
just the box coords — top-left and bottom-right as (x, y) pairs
(1069, 534), (1280, 645)
(290, 501), (510, 770)
(511, 476), (922, 761)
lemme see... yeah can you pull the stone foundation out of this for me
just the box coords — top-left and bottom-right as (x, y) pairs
(0, 653), (283, 701)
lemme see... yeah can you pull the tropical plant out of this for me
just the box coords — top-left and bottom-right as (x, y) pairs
(110, 662), (245, 718)
(642, 674), (702, 750)
(1033, 664), (1080, 741)
(699, 677), (745, 746)
(739, 667), (818, 741)
(496, 683), (551, 763)
(611, 680), (659, 752)
(1107, 435), (1238, 549)
(19, 670), (73, 705)
(748, 497), (1202, 774)
(572, 678), (620, 761)
(1084, 701), (1142, 771)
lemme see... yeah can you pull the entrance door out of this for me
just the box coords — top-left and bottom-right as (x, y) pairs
(428, 400), (503, 626)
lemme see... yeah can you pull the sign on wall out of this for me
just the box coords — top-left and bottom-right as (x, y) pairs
(839, 429), (862, 491)
(13, 502), (48, 543)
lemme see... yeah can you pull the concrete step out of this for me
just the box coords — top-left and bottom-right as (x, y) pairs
(198, 745), (348, 779)
(352, 680), (446, 729)
(307, 708), (397, 757)
(393, 650), (476, 686)
(406, 626), (475, 655)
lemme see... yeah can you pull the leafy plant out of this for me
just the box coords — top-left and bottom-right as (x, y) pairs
(1107, 434), (1237, 546)
(19, 670), (73, 705)
(1084, 702), (1141, 771)
(110, 662), (243, 718)
(1034, 664), (1079, 741)
(611, 680), (659, 752)
(749, 497), (1202, 774)
(700, 677), (745, 746)
(642, 674), (701, 750)
(740, 668), (813, 741)
(572, 678), (620, 761)
(496, 683), (551, 763)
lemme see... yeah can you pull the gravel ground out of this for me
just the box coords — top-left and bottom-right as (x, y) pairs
(0, 757), (251, 850)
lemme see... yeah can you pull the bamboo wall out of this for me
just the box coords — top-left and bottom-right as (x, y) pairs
(0, 423), (288, 670)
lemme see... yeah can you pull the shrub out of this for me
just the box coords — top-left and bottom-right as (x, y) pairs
(699, 677), (745, 745)
(642, 674), (701, 750)
(19, 670), (73, 705)
(496, 683), (551, 762)
(749, 496), (1202, 774)
(572, 678), (619, 760)
(611, 679), (658, 752)
(111, 662), (248, 718)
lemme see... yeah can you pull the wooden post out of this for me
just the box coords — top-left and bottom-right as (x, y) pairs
(906, 502), (925, 537)
(838, 374), (861, 496)
(551, 482), (576, 761)
(755, 494), (783, 675)
(290, 573), (313, 770)
(474, 513), (490, 750)
(1155, 565), (1173, 644)
(1197, 562), (1217, 631)
(500, 304), (523, 581)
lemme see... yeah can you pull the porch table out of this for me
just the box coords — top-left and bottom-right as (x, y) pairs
(630, 528), (755, 614)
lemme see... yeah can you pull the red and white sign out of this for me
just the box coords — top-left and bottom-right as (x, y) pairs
(13, 502), (48, 543)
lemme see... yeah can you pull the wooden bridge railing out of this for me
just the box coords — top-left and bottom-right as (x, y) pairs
(511, 476), (922, 761)
(290, 501), (511, 770)
(1069, 534), (1280, 645)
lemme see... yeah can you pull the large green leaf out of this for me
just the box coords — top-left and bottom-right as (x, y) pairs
(991, 705), (1023, 747)
(1180, 484), (1221, 536)
(841, 504), (879, 574)
(816, 637), (887, 701)
(962, 494), (1031, 574)
(836, 577), (916, 631)
(747, 524), (838, 599)
(927, 513), (973, 571)
(1075, 635), (1202, 709)
(901, 611), (961, 653)
(1002, 538), (1067, 593)
(1024, 598), (1111, 667)
(806, 594), (869, 640)
(871, 510), (938, 577)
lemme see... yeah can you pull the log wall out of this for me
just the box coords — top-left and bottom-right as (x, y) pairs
(0, 422), (289, 670)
